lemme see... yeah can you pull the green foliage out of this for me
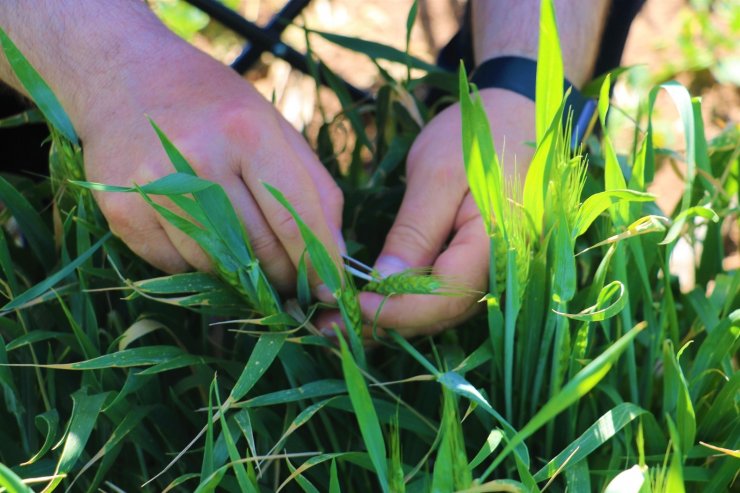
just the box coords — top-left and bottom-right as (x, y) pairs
(0, 1), (737, 492)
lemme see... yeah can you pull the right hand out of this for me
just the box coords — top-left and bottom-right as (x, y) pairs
(76, 35), (345, 294)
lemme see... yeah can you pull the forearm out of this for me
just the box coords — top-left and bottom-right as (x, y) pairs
(0, 1), (191, 139)
(471, 0), (611, 87)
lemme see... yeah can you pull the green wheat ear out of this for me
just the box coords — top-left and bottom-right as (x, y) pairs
(362, 268), (473, 296)
(339, 282), (363, 335)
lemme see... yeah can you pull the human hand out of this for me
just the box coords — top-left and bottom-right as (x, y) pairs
(318, 89), (536, 337)
(77, 34), (344, 293)
(361, 89), (536, 336)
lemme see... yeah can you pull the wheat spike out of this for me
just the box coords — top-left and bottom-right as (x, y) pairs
(364, 271), (441, 295)
(339, 287), (363, 334)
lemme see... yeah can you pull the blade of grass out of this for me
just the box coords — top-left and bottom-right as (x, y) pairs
(0, 28), (78, 143)
(336, 329), (389, 493)
(533, 403), (647, 481)
(482, 322), (645, 479)
(0, 232), (111, 314)
(0, 175), (55, 271)
(535, 0), (563, 144)
(43, 390), (109, 493)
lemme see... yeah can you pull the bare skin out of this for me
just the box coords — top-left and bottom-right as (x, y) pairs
(0, 0), (610, 336)
(318, 0), (611, 336)
(0, 1), (345, 294)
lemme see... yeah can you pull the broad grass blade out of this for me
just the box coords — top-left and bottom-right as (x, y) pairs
(0, 175), (55, 271)
(68, 406), (151, 490)
(535, 0), (563, 144)
(263, 183), (342, 293)
(336, 331), (389, 492)
(553, 281), (627, 322)
(0, 463), (33, 493)
(238, 379), (346, 408)
(229, 333), (287, 403)
(533, 403), (647, 481)
(44, 390), (109, 492)
(662, 341), (696, 456)
(213, 381), (258, 493)
(0, 232), (111, 314)
(575, 190), (655, 237)
(0, 28), (78, 143)
(2, 345), (185, 370)
(459, 63), (503, 237)
(22, 410), (59, 466)
(485, 323), (645, 475)
(308, 30), (442, 74)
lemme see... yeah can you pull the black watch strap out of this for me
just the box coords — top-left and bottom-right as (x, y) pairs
(470, 56), (597, 146)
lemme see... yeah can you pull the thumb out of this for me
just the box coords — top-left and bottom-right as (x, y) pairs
(374, 164), (466, 276)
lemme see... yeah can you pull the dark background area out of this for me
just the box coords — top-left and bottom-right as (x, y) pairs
(0, 88), (50, 178)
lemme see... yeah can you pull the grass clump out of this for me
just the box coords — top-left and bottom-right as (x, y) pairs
(0, 1), (737, 492)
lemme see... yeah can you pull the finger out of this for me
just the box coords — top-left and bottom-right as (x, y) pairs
(98, 192), (189, 274)
(277, 118), (345, 248)
(156, 174), (297, 293)
(373, 120), (468, 276)
(239, 128), (344, 289)
(359, 194), (489, 337)
(314, 309), (387, 342)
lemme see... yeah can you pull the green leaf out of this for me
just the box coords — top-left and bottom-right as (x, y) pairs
(660, 205), (719, 245)
(263, 183), (342, 293)
(0, 463), (32, 493)
(329, 459), (341, 493)
(1, 345), (185, 370)
(148, 120), (258, 269)
(552, 207), (576, 303)
(664, 415), (686, 493)
(0, 28), (78, 143)
(469, 429), (504, 469)
(213, 380), (257, 493)
(228, 333), (287, 403)
(575, 190), (656, 237)
(69, 406), (152, 490)
(553, 281), (627, 322)
(598, 75), (629, 224)
(662, 341), (696, 456)
(0, 175), (55, 271)
(336, 330), (389, 492)
(238, 379), (347, 408)
(485, 323), (645, 475)
(22, 410), (60, 465)
(45, 390), (109, 492)
(308, 29), (442, 74)
(535, 0), (563, 144)
(0, 232), (111, 314)
(432, 390), (472, 492)
(533, 403), (647, 480)
(134, 272), (226, 294)
(0, 108), (44, 128)
(459, 63), (505, 237)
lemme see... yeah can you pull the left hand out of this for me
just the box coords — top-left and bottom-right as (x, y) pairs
(318, 89), (536, 338)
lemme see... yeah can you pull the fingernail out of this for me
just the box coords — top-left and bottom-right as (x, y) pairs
(314, 283), (335, 303)
(374, 255), (409, 277)
(333, 228), (347, 255)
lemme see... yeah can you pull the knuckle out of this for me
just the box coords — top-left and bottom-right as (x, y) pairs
(388, 221), (434, 255)
(221, 108), (266, 151)
(98, 193), (135, 234)
(249, 229), (282, 259)
(272, 208), (302, 242)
